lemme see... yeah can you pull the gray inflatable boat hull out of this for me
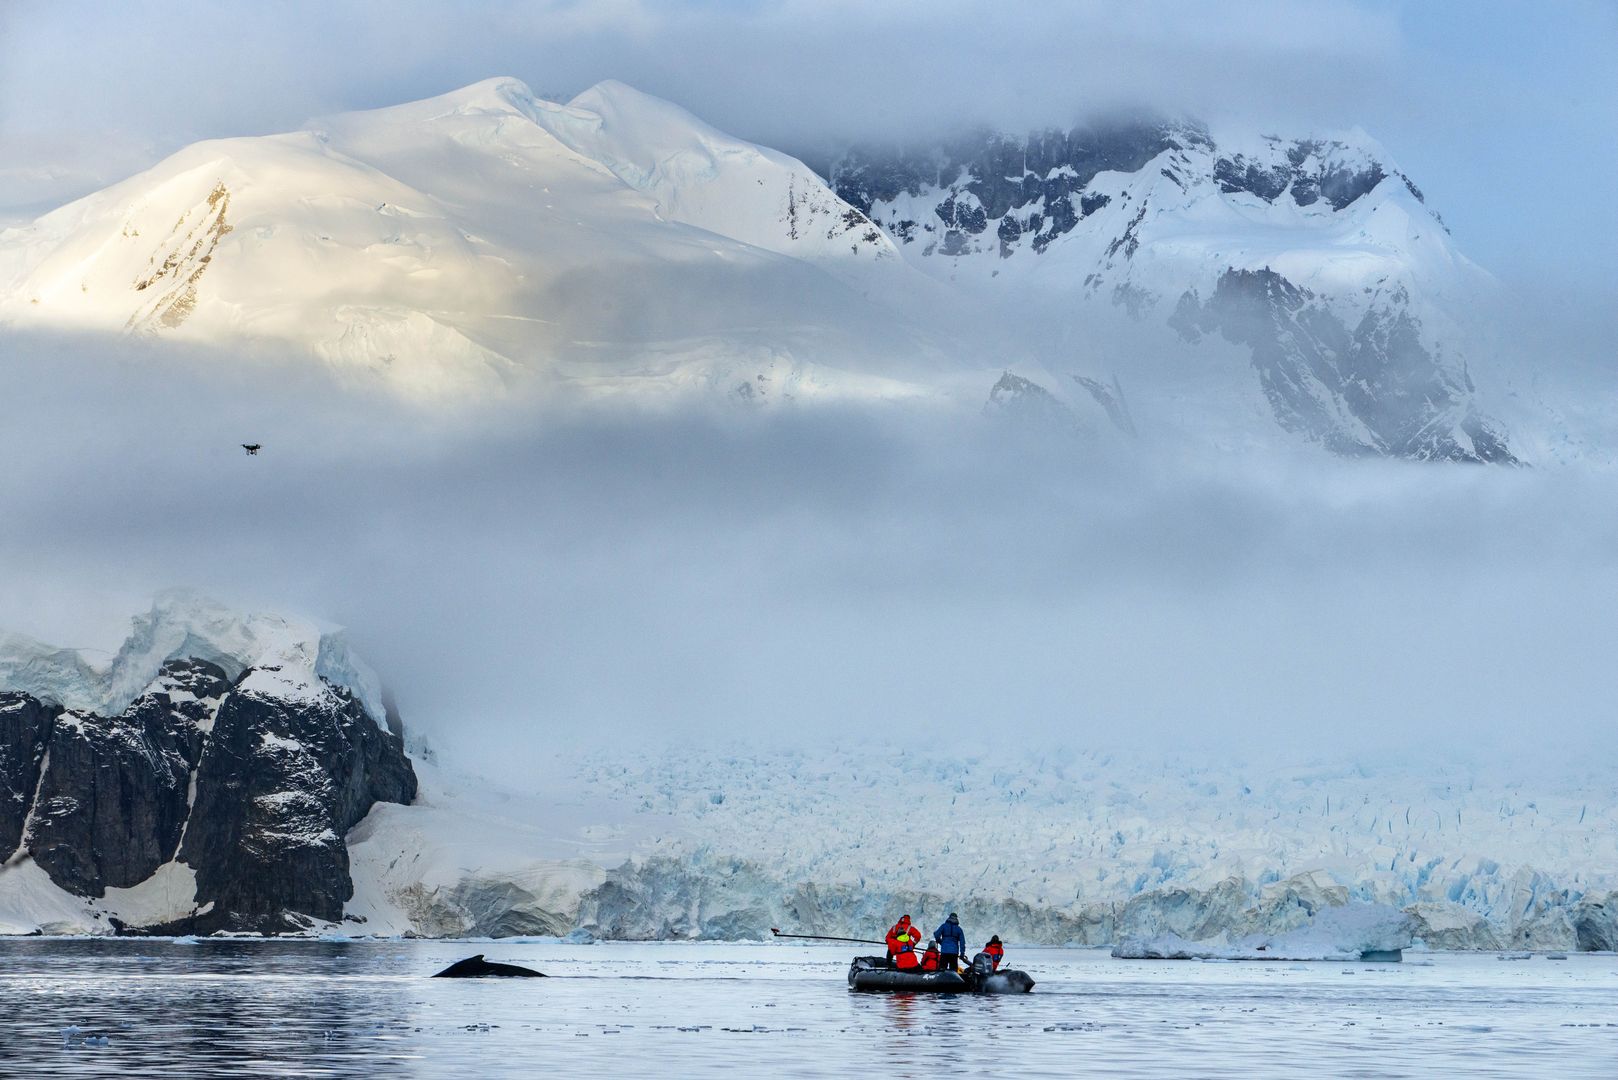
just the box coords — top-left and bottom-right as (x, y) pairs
(846, 956), (1034, 993)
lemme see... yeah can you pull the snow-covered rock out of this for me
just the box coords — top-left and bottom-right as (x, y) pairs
(0, 597), (413, 934)
(0, 588), (385, 728)
(829, 122), (1513, 460)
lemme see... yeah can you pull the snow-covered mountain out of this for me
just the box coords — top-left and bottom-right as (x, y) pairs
(0, 78), (926, 404)
(0, 78), (1529, 459)
(827, 123), (1515, 461)
(0, 593), (414, 934)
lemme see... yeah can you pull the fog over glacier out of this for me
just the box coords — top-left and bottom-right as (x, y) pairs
(2, 330), (1613, 783)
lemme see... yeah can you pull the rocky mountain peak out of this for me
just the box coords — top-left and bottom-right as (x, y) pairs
(0, 603), (415, 934)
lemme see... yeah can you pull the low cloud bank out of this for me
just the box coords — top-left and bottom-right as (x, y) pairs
(1, 332), (1614, 783)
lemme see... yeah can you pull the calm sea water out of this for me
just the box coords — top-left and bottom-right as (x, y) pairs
(0, 939), (1614, 1077)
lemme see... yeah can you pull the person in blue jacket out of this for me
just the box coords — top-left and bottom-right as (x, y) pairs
(933, 912), (967, 973)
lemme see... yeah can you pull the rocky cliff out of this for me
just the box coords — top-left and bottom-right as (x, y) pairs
(0, 596), (415, 934)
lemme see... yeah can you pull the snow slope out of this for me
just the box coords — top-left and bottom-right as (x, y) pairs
(536, 80), (897, 267)
(0, 78), (934, 404)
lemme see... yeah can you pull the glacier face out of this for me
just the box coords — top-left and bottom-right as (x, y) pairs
(330, 743), (1618, 951)
(556, 746), (1618, 950)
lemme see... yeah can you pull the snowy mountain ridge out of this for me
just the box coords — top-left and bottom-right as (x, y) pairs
(0, 77), (1532, 460)
(0, 77), (921, 406)
(827, 120), (1513, 461)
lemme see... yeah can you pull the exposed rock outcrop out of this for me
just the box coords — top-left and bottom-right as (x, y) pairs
(0, 693), (54, 855)
(825, 122), (1513, 464)
(1177, 269), (1515, 463)
(0, 657), (415, 934)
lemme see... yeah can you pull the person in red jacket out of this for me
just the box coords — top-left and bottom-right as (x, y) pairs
(893, 919), (919, 958)
(920, 942), (941, 972)
(982, 935), (1005, 970)
(886, 915), (922, 968)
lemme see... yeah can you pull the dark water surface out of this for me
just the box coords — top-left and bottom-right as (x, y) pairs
(1, 940), (1615, 1077)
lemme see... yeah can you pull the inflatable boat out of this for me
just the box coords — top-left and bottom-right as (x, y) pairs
(847, 955), (1035, 994)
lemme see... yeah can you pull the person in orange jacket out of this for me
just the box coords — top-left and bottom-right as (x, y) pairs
(982, 935), (1005, 970)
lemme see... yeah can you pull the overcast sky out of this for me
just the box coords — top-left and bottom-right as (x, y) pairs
(1, 0), (1615, 280)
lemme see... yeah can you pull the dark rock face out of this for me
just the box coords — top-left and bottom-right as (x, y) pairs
(1213, 138), (1402, 212)
(25, 659), (228, 896)
(0, 693), (54, 855)
(0, 659), (415, 933)
(179, 680), (417, 932)
(831, 121), (1200, 260)
(827, 126), (1422, 262)
(1179, 269), (1516, 464)
(984, 371), (1081, 434)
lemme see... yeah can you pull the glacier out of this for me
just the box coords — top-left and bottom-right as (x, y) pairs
(333, 742), (1618, 952)
(1112, 901), (1416, 961)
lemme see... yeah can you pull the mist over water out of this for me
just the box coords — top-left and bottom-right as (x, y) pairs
(3, 331), (1614, 784)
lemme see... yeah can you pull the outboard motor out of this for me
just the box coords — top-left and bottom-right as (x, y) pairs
(966, 950), (1035, 992)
